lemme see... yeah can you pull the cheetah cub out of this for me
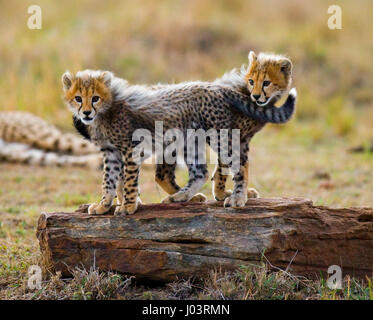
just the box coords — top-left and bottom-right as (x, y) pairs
(62, 71), (136, 215)
(62, 55), (295, 215)
(158, 51), (295, 206)
(210, 51), (295, 205)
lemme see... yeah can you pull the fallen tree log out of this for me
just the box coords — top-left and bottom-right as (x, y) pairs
(36, 198), (373, 281)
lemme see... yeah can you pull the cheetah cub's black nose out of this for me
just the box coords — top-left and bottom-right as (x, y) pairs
(252, 94), (260, 101)
(83, 111), (91, 116)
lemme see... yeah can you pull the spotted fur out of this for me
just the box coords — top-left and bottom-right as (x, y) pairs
(0, 111), (99, 155)
(62, 59), (295, 214)
(158, 51), (295, 206)
(0, 111), (102, 168)
(0, 138), (101, 168)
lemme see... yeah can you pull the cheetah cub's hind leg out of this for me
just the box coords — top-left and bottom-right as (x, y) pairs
(156, 163), (207, 203)
(169, 140), (208, 203)
(161, 139), (208, 203)
(212, 161), (231, 201)
(161, 163), (208, 204)
(155, 163), (180, 194)
(212, 162), (259, 202)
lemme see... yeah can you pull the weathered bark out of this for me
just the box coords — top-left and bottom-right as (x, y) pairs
(37, 198), (373, 281)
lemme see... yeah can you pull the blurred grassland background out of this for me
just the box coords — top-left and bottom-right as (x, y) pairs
(1, 0), (372, 204)
(2, 0), (373, 134)
(1, 0), (373, 299)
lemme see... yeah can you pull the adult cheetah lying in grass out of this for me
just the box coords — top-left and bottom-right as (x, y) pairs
(0, 111), (101, 168)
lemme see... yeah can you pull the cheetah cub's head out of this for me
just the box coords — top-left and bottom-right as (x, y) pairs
(62, 70), (113, 125)
(245, 51), (293, 107)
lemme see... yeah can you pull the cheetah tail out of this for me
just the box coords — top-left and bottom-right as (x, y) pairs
(232, 88), (296, 124)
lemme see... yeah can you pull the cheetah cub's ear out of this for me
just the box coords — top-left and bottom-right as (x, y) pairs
(62, 71), (74, 91)
(279, 58), (293, 78)
(248, 51), (257, 66)
(98, 71), (113, 87)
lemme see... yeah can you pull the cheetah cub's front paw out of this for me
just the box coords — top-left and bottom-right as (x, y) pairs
(214, 190), (232, 201)
(188, 193), (207, 203)
(114, 198), (141, 216)
(88, 203), (111, 215)
(247, 188), (260, 199)
(224, 194), (247, 208)
(216, 188), (259, 201)
(162, 192), (206, 204)
(162, 192), (188, 203)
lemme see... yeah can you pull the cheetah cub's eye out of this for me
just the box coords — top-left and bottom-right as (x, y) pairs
(248, 79), (254, 86)
(92, 96), (100, 103)
(75, 96), (82, 103)
(263, 81), (271, 87)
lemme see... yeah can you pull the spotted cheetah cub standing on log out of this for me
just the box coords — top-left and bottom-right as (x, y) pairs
(207, 51), (295, 205)
(62, 51), (295, 215)
(155, 51), (295, 207)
